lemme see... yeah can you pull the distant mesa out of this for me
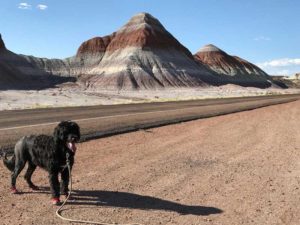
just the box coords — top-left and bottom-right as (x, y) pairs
(271, 73), (300, 88)
(1, 13), (216, 90)
(194, 44), (273, 88)
(74, 12), (217, 89)
(76, 13), (193, 57)
(290, 73), (300, 80)
(0, 13), (280, 90)
(194, 44), (268, 78)
(0, 34), (75, 90)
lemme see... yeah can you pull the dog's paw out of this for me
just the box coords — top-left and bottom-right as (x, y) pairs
(51, 197), (61, 206)
(60, 188), (69, 197)
(62, 190), (70, 197)
(11, 186), (19, 194)
(63, 193), (69, 199)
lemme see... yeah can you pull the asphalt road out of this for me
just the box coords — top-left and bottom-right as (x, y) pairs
(0, 94), (300, 151)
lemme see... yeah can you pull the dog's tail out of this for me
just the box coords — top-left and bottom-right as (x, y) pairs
(3, 153), (16, 172)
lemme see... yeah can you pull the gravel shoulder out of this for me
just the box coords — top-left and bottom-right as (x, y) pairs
(1, 100), (300, 225)
(1, 86), (299, 111)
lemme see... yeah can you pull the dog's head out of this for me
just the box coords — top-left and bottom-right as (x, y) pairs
(53, 121), (81, 153)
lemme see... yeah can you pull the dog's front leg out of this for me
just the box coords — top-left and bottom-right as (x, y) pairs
(49, 171), (60, 205)
(60, 168), (70, 196)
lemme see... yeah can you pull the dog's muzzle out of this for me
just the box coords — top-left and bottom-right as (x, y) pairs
(67, 142), (77, 153)
(66, 135), (78, 154)
(66, 136), (78, 153)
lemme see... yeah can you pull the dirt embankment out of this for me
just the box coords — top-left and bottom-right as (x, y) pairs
(1, 100), (300, 225)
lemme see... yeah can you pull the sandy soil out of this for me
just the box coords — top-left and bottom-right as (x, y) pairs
(1, 100), (300, 225)
(1, 85), (299, 111)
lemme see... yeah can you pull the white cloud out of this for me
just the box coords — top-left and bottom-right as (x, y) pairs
(37, 4), (48, 10)
(254, 36), (271, 41)
(256, 58), (300, 75)
(258, 58), (300, 67)
(18, 2), (31, 9)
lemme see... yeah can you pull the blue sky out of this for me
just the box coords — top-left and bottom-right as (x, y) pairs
(0, 0), (299, 75)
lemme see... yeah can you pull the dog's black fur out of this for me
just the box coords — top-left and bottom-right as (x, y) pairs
(3, 121), (80, 199)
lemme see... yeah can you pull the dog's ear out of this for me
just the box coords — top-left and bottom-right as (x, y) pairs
(72, 122), (81, 140)
(53, 126), (60, 143)
(53, 124), (65, 143)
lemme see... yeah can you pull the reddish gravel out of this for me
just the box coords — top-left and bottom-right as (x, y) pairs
(1, 100), (300, 225)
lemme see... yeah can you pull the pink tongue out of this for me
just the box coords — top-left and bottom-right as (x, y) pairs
(68, 142), (77, 153)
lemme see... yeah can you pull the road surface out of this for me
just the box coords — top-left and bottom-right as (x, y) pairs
(0, 94), (299, 150)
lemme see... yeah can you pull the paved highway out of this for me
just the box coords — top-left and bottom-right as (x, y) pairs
(0, 94), (299, 151)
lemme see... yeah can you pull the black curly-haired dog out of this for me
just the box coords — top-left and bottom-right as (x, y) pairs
(3, 121), (80, 205)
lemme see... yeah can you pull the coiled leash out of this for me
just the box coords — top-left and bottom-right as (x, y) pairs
(55, 153), (142, 225)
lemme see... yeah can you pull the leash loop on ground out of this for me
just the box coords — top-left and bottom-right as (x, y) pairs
(55, 153), (142, 225)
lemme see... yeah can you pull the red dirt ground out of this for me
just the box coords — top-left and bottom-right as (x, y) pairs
(1, 100), (300, 225)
